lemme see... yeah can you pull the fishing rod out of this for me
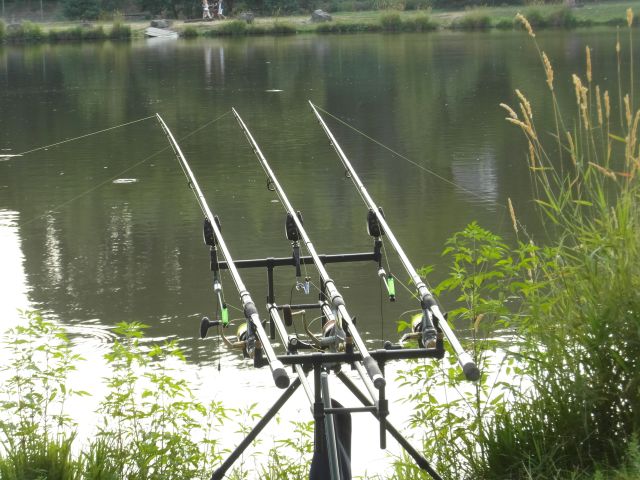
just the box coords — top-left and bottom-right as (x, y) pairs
(155, 113), (290, 390)
(308, 101), (480, 382)
(232, 108), (386, 390)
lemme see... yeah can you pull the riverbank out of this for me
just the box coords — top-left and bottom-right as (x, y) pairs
(0, 1), (639, 42)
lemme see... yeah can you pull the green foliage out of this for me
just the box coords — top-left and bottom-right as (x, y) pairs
(494, 18), (513, 30)
(181, 26), (199, 37)
(82, 26), (107, 40)
(546, 6), (578, 28)
(397, 223), (537, 478)
(474, 11), (640, 479)
(0, 434), (81, 480)
(0, 21), (5, 42)
(519, 6), (577, 29)
(217, 19), (248, 35)
(258, 421), (314, 479)
(63, 0), (101, 20)
(270, 21), (297, 34)
(49, 26), (83, 41)
(0, 311), (87, 480)
(6, 22), (46, 42)
(380, 11), (402, 31)
(108, 20), (131, 39)
(96, 322), (223, 479)
(402, 13), (437, 31)
(451, 12), (492, 30)
(315, 21), (380, 33)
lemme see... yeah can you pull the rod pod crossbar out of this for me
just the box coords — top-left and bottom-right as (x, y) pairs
(308, 101), (480, 382)
(232, 107), (386, 390)
(155, 113), (290, 389)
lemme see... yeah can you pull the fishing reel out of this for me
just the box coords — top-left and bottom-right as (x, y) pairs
(389, 312), (444, 350)
(200, 316), (268, 360)
(281, 303), (346, 353)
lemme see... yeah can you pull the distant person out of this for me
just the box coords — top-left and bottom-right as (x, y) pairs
(217, 0), (226, 19)
(203, 0), (212, 19)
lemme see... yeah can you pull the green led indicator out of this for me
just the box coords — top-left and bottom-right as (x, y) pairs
(221, 305), (229, 327)
(387, 277), (396, 296)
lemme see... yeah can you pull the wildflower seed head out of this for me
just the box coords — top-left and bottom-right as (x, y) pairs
(604, 90), (611, 120)
(516, 13), (535, 38)
(585, 46), (592, 83)
(573, 74), (584, 108)
(508, 198), (518, 234)
(529, 141), (536, 169)
(627, 8), (634, 28)
(543, 52), (554, 91)
(566, 132), (577, 166)
(589, 161), (617, 180)
(625, 94), (632, 128)
(500, 103), (518, 119)
(516, 89), (533, 119)
(596, 85), (603, 126)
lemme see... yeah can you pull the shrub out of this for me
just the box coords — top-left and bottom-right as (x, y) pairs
(109, 21), (131, 39)
(269, 21), (297, 34)
(403, 13), (437, 31)
(181, 26), (199, 37)
(494, 18), (513, 30)
(83, 26), (107, 40)
(546, 6), (577, 28)
(247, 24), (268, 34)
(49, 26), (83, 41)
(0, 21), (5, 42)
(476, 11), (640, 478)
(218, 19), (248, 35)
(9, 22), (46, 42)
(451, 12), (491, 30)
(380, 11), (402, 31)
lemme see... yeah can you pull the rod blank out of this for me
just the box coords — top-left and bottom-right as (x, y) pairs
(156, 113), (289, 389)
(308, 102), (480, 382)
(232, 108), (386, 390)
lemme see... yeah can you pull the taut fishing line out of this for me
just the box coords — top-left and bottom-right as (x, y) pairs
(313, 105), (509, 213)
(13, 115), (157, 157)
(13, 111), (232, 228)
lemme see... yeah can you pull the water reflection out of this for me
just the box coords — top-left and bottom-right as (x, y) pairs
(0, 210), (31, 324)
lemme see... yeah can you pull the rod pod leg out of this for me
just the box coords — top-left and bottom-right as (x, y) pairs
(321, 372), (341, 480)
(209, 377), (301, 480)
(336, 371), (443, 480)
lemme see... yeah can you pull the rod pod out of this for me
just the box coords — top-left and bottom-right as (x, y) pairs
(308, 102), (480, 382)
(156, 113), (289, 389)
(232, 108), (386, 390)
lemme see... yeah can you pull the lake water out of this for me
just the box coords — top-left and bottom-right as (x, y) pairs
(0, 28), (635, 477)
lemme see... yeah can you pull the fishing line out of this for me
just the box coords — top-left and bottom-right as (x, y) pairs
(313, 105), (508, 212)
(16, 111), (232, 228)
(14, 115), (157, 157)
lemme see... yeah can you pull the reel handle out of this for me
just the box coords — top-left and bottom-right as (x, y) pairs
(200, 316), (221, 339)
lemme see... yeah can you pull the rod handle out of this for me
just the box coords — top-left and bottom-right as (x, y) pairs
(363, 356), (386, 389)
(459, 352), (480, 382)
(271, 360), (290, 389)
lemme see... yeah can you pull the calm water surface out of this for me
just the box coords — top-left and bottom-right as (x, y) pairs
(0, 28), (634, 475)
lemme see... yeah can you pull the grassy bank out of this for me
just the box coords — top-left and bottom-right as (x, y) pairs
(394, 9), (640, 479)
(1, 1), (639, 43)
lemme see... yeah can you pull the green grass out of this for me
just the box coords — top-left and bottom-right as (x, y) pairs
(472, 10), (640, 479)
